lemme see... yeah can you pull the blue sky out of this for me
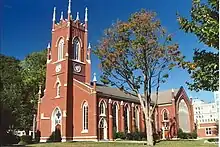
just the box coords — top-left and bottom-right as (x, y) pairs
(2, 0), (215, 102)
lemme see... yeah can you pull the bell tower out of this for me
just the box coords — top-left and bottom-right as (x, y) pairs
(46, 1), (91, 85)
(38, 0), (92, 142)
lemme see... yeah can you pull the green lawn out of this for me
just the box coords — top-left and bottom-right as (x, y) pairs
(27, 140), (218, 147)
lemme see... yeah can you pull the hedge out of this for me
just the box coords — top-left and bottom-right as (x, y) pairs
(177, 128), (197, 139)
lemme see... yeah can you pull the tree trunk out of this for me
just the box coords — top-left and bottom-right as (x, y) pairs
(146, 119), (154, 146)
(145, 101), (154, 146)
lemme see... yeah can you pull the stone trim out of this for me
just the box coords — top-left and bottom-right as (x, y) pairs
(73, 136), (97, 139)
(73, 78), (93, 90)
(52, 58), (66, 64)
(41, 113), (50, 120)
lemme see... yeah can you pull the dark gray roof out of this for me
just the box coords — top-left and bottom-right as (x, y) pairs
(96, 85), (139, 103)
(151, 89), (179, 104)
(96, 84), (180, 105)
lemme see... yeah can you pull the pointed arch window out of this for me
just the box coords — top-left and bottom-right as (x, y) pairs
(82, 102), (88, 132)
(56, 82), (61, 98)
(54, 108), (62, 125)
(124, 105), (130, 132)
(100, 101), (106, 116)
(134, 106), (140, 131)
(58, 39), (64, 61)
(162, 109), (169, 121)
(112, 103), (119, 132)
(73, 38), (80, 61)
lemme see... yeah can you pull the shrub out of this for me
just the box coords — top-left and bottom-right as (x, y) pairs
(207, 138), (219, 142)
(117, 132), (126, 139)
(113, 128), (117, 139)
(178, 128), (188, 139)
(140, 132), (147, 140)
(125, 133), (133, 140)
(19, 135), (32, 144)
(35, 130), (41, 143)
(125, 131), (147, 141)
(153, 133), (160, 141)
(191, 130), (197, 139)
(0, 132), (20, 145)
(133, 131), (141, 141)
(177, 128), (183, 138)
(177, 128), (188, 139)
(47, 130), (61, 142)
(177, 128), (197, 139)
(113, 130), (126, 140)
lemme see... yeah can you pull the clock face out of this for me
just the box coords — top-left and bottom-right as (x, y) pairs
(56, 64), (62, 73)
(74, 64), (81, 73)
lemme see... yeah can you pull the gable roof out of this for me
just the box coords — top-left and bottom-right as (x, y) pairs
(96, 85), (139, 103)
(151, 89), (179, 104)
(96, 84), (180, 105)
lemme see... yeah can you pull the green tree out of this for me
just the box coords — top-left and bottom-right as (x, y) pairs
(94, 10), (183, 146)
(19, 49), (47, 132)
(0, 54), (23, 134)
(0, 49), (47, 137)
(177, 0), (219, 91)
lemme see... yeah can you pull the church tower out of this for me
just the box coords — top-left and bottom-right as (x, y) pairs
(37, 0), (96, 142)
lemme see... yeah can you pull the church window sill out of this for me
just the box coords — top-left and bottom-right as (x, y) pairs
(81, 130), (88, 134)
(53, 59), (65, 64)
(72, 59), (86, 64)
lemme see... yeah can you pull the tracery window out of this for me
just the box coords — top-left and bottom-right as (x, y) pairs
(58, 39), (64, 60)
(100, 101), (105, 115)
(83, 102), (88, 131)
(112, 103), (118, 132)
(163, 109), (169, 121)
(73, 38), (80, 61)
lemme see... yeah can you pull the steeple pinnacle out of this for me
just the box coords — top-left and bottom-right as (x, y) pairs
(68, 0), (71, 19)
(76, 12), (79, 21)
(52, 7), (56, 22)
(60, 11), (64, 21)
(52, 7), (56, 31)
(85, 7), (88, 22)
(88, 43), (91, 49)
(93, 73), (97, 82)
(47, 43), (51, 49)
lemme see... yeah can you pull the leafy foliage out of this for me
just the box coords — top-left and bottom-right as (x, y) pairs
(18, 49), (47, 131)
(184, 50), (219, 91)
(177, 128), (197, 139)
(0, 49), (47, 137)
(0, 131), (20, 146)
(94, 10), (183, 146)
(207, 138), (219, 142)
(19, 135), (32, 145)
(0, 54), (23, 130)
(47, 129), (62, 142)
(177, 0), (219, 92)
(178, 0), (219, 48)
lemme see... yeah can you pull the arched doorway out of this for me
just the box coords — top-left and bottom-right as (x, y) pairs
(178, 99), (190, 132)
(51, 107), (62, 142)
(54, 124), (62, 142)
(99, 118), (108, 140)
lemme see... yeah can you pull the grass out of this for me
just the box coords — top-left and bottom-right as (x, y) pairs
(27, 140), (218, 147)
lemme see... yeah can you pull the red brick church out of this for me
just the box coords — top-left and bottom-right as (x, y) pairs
(36, 1), (194, 142)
